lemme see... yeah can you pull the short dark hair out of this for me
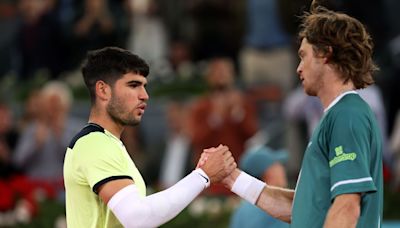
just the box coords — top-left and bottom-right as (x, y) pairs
(298, 6), (378, 89)
(81, 47), (150, 103)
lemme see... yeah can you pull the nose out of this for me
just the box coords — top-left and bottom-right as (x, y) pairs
(140, 87), (149, 101)
(296, 61), (302, 76)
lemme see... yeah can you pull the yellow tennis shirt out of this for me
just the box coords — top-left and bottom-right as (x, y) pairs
(64, 124), (146, 228)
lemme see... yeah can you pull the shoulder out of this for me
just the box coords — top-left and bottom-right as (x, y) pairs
(68, 124), (109, 151)
(74, 131), (110, 148)
(320, 95), (373, 132)
(328, 95), (371, 119)
(69, 130), (123, 167)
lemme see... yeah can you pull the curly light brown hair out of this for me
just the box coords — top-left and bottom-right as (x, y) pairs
(298, 3), (378, 89)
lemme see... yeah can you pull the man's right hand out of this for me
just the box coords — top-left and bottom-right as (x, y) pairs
(198, 145), (236, 183)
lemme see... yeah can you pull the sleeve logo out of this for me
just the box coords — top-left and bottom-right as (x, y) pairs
(329, 146), (357, 167)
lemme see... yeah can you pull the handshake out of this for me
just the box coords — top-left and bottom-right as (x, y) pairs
(195, 144), (241, 190)
(195, 144), (266, 205)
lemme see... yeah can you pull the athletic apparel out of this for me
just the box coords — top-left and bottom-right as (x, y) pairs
(292, 92), (383, 227)
(64, 123), (146, 228)
(108, 169), (209, 228)
(231, 171), (266, 204)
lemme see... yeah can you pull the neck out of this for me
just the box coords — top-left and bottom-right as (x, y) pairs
(318, 74), (355, 109)
(88, 107), (124, 138)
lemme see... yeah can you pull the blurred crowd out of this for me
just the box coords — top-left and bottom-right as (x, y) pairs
(1, 0), (400, 226)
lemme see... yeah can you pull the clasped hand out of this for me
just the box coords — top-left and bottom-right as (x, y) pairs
(196, 144), (237, 184)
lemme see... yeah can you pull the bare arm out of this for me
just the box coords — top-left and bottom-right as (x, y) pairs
(324, 193), (361, 228)
(256, 184), (294, 223)
(223, 169), (294, 223)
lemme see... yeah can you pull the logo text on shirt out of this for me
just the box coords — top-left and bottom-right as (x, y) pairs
(329, 146), (357, 167)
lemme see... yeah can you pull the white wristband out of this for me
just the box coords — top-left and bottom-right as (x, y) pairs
(193, 168), (210, 188)
(231, 171), (266, 204)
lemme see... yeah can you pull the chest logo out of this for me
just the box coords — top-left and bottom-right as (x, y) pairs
(329, 146), (357, 167)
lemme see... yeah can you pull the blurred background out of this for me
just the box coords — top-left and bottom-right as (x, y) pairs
(0, 0), (399, 227)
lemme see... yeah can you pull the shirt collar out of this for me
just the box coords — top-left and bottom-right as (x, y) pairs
(324, 90), (357, 113)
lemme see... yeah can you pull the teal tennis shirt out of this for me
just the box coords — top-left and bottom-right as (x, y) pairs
(292, 92), (383, 227)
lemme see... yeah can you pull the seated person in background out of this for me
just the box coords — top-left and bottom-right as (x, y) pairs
(230, 146), (289, 228)
(13, 81), (83, 191)
(159, 100), (193, 188)
(0, 102), (20, 178)
(188, 57), (259, 194)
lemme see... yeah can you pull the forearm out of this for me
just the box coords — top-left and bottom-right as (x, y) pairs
(108, 169), (209, 228)
(224, 169), (293, 223)
(256, 185), (294, 223)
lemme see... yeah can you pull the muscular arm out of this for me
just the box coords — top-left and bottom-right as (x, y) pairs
(324, 194), (361, 228)
(256, 185), (294, 223)
(224, 169), (294, 223)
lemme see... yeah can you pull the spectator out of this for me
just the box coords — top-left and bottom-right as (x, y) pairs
(188, 0), (245, 62)
(168, 40), (194, 78)
(13, 81), (83, 191)
(15, 0), (67, 79)
(159, 100), (193, 188)
(0, 102), (19, 178)
(16, 89), (42, 132)
(65, 0), (131, 68)
(126, 0), (168, 67)
(188, 57), (258, 194)
(230, 145), (289, 228)
(0, 1), (18, 77)
(239, 0), (296, 95)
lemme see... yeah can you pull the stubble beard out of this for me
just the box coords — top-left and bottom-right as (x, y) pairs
(107, 96), (141, 126)
(304, 71), (323, 97)
(304, 85), (317, 96)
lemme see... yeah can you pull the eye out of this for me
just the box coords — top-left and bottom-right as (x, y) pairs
(128, 83), (140, 88)
(298, 50), (305, 59)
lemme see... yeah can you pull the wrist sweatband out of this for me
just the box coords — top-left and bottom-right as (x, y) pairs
(231, 171), (266, 204)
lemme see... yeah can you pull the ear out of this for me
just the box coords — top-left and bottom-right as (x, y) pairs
(323, 46), (333, 64)
(95, 80), (111, 102)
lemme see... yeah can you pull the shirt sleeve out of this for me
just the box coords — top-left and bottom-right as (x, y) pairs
(75, 132), (132, 193)
(327, 109), (377, 200)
